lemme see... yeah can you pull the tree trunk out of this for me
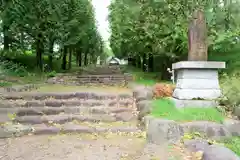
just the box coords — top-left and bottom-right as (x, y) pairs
(3, 25), (10, 51)
(148, 53), (154, 72)
(142, 53), (147, 72)
(84, 52), (88, 66)
(36, 33), (44, 71)
(76, 50), (79, 66)
(78, 50), (82, 67)
(48, 40), (54, 70)
(68, 47), (72, 70)
(137, 55), (141, 68)
(61, 46), (67, 70)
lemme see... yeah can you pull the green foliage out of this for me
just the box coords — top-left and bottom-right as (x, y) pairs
(109, 0), (240, 74)
(46, 70), (57, 78)
(0, 0), (104, 71)
(0, 81), (13, 87)
(219, 73), (240, 112)
(0, 59), (29, 77)
(151, 98), (225, 123)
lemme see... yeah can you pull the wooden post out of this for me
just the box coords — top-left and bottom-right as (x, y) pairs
(188, 10), (208, 61)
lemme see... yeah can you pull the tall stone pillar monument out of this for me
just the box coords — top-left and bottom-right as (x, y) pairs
(171, 10), (226, 108)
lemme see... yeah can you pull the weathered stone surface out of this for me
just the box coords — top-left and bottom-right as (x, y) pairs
(184, 139), (240, 160)
(1, 92), (132, 101)
(173, 61), (226, 70)
(72, 114), (117, 123)
(175, 69), (218, 79)
(234, 107), (240, 118)
(33, 124), (61, 135)
(147, 118), (183, 144)
(133, 87), (153, 103)
(62, 123), (95, 133)
(0, 123), (32, 138)
(171, 97), (218, 108)
(172, 61), (225, 103)
(15, 114), (119, 125)
(105, 126), (139, 133)
(4, 84), (39, 93)
(136, 100), (152, 121)
(46, 74), (133, 86)
(203, 145), (240, 160)
(223, 119), (240, 136)
(180, 121), (231, 138)
(15, 115), (71, 124)
(25, 100), (45, 107)
(115, 112), (136, 122)
(184, 139), (210, 152)
(173, 88), (221, 100)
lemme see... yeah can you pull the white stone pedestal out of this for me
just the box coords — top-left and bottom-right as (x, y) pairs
(171, 61), (225, 108)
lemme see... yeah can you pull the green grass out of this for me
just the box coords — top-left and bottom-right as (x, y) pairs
(221, 137), (240, 156)
(151, 98), (225, 123)
(121, 65), (171, 86)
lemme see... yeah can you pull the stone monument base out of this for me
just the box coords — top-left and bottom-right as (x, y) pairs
(170, 97), (218, 108)
(172, 61), (225, 108)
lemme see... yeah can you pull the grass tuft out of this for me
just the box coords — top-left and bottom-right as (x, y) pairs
(151, 98), (225, 123)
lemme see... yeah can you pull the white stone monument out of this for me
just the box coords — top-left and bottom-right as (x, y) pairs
(171, 10), (226, 108)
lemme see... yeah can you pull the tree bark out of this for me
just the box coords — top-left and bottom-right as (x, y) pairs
(36, 33), (44, 71)
(84, 52), (88, 66)
(68, 47), (72, 70)
(61, 46), (67, 70)
(148, 53), (154, 72)
(48, 39), (54, 70)
(3, 25), (10, 51)
(142, 53), (147, 72)
(78, 50), (82, 67)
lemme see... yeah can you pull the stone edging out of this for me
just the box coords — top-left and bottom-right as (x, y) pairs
(133, 85), (240, 159)
(2, 84), (40, 93)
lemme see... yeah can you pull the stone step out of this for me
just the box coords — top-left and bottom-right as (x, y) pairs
(0, 106), (135, 116)
(0, 99), (133, 108)
(32, 123), (140, 135)
(1, 92), (132, 100)
(14, 113), (137, 125)
(0, 122), (140, 138)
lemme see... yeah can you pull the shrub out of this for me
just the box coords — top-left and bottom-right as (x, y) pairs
(153, 83), (175, 98)
(0, 60), (29, 77)
(219, 73), (240, 112)
(46, 71), (57, 78)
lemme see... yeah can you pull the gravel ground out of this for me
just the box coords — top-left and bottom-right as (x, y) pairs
(0, 133), (192, 160)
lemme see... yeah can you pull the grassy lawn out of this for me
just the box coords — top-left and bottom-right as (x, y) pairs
(151, 98), (225, 123)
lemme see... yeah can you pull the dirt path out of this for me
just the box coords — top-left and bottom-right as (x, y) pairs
(0, 133), (191, 160)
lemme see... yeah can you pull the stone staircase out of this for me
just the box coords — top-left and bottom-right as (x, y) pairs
(0, 91), (140, 136)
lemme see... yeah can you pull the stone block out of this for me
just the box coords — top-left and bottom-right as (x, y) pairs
(172, 61), (225, 102)
(184, 139), (240, 160)
(180, 121), (231, 138)
(171, 98), (218, 108)
(173, 88), (221, 100)
(176, 69), (218, 79)
(146, 118), (183, 144)
(172, 61), (226, 69)
(176, 79), (220, 89)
